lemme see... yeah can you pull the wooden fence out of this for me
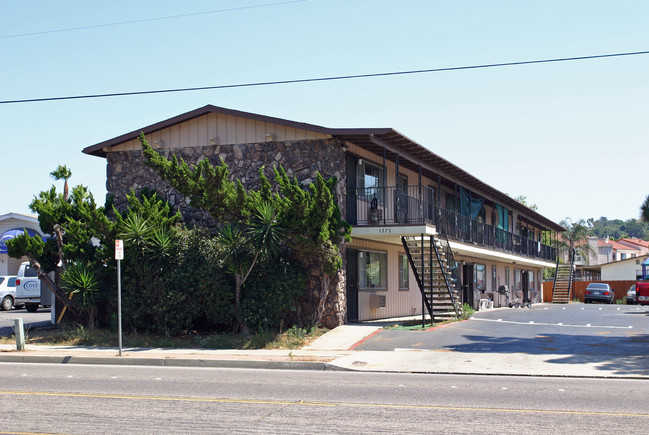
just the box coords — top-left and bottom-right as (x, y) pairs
(542, 280), (636, 302)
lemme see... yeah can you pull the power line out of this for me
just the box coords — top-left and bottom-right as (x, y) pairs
(2, 50), (648, 105)
(0, 0), (307, 39)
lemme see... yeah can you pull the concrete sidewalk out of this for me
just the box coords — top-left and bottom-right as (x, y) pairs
(1, 316), (647, 378)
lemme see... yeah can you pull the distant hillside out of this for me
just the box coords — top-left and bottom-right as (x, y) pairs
(586, 217), (649, 240)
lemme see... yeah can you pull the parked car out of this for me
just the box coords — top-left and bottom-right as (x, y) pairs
(0, 276), (18, 311)
(584, 283), (615, 304)
(626, 284), (636, 305)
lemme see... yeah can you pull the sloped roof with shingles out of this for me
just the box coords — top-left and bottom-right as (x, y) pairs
(83, 105), (565, 232)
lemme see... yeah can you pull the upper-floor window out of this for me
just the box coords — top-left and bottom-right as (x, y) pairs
(446, 193), (456, 212)
(357, 161), (384, 202)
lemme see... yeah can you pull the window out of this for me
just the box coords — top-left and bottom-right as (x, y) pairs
(528, 271), (534, 290)
(424, 186), (435, 220)
(24, 264), (37, 278)
(492, 265), (497, 291)
(446, 193), (456, 212)
(359, 251), (387, 289)
(399, 254), (409, 290)
(514, 269), (521, 291)
(621, 253), (627, 260)
(475, 264), (485, 292)
(357, 161), (384, 202)
(505, 267), (510, 286)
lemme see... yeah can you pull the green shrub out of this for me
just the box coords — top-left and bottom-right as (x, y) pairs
(461, 303), (475, 320)
(240, 255), (306, 332)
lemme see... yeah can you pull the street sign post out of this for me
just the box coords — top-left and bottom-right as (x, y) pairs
(115, 240), (124, 356)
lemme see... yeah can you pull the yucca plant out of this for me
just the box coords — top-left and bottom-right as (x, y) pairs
(218, 201), (285, 335)
(61, 262), (102, 329)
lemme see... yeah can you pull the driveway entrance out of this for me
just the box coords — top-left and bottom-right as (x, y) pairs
(353, 304), (649, 375)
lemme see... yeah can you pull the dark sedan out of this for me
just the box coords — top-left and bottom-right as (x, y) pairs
(584, 283), (615, 304)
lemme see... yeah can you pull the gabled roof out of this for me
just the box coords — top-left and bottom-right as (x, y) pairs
(600, 239), (641, 251)
(0, 212), (38, 223)
(617, 238), (649, 249)
(600, 254), (649, 268)
(83, 104), (565, 232)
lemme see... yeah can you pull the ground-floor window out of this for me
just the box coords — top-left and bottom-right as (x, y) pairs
(359, 251), (387, 289)
(491, 265), (497, 291)
(399, 254), (409, 290)
(528, 270), (535, 290)
(514, 269), (521, 291)
(475, 264), (486, 291)
(505, 267), (510, 287)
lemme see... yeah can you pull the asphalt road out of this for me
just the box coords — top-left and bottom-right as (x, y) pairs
(0, 307), (52, 336)
(354, 304), (649, 374)
(0, 363), (647, 434)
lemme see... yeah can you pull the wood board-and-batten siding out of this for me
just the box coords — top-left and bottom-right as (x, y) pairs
(347, 238), (423, 321)
(110, 112), (331, 152)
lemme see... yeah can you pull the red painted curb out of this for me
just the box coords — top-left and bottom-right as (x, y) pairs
(348, 329), (382, 350)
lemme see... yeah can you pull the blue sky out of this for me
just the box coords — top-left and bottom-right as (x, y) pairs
(2, 0), (648, 225)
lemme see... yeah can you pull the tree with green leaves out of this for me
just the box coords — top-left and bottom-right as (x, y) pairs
(558, 218), (595, 264)
(641, 195), (649, 224)
(218, 202), (285, 334)
(6, 168), (113, 319)
(140, 133), (351, 327)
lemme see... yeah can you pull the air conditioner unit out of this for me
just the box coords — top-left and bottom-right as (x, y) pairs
(370, 294), (386, 309)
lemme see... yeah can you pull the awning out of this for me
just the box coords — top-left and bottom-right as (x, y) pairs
(0, 228), (41, 254)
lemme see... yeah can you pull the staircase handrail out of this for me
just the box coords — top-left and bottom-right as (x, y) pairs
(431, 232), (461, 317)
(401, 236), (433, 317)
(434, 208), (460, 316)
(551, 250), (560, 299)
(567, 248), (576, 301)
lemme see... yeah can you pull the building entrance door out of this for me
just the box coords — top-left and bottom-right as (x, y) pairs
(462, 263), (475, 309)
(346, 248), (359, 322)
(522, 270), (529, 303)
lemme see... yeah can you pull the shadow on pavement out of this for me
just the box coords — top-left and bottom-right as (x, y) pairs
(445, 332), (649, 376)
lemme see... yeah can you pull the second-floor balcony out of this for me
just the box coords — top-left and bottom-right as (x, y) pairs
(346, 185), (557, 262)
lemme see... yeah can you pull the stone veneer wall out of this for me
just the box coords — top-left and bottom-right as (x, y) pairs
(105, 138), (348, 328)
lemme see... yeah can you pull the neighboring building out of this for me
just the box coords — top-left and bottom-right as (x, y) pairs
(598, 238), (641, 262)
(616, 238), (649, 256)
(83, 105), (564, 325)
(600, 255), (649, 281)
(0, 213), (44, 275)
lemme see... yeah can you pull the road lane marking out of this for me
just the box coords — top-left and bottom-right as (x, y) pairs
(471, 318), (632, 329)
(0, 390), (647, 418)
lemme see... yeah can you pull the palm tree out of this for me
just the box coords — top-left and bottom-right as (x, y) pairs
(558, 218), (595, 264)
(641, 195), (649, 223)
(218, 202), (285, 335)
(50, 165), (72, 201)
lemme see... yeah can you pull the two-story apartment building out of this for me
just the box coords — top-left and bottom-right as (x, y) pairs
(83, 105), (564, 325)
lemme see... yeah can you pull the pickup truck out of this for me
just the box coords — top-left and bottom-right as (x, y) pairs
(7, 262), (44, 312)
(636, 258), (649, 306)
(635, 281), (649, 305)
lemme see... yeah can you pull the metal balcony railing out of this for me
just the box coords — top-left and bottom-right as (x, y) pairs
(346, 185), (557, 262)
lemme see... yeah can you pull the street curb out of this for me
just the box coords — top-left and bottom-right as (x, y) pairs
(0, 353), (350, 371)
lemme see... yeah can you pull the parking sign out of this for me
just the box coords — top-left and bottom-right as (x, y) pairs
(115, 239), (124, 260)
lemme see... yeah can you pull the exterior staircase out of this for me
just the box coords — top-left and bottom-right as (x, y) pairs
(552, 249), (575, 303)
(402, 233), (461, 321)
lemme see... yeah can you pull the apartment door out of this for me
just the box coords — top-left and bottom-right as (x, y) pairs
(346, 248), (359, 322)
(462, 263), (475, 309)
(522, 270), (529, 303)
